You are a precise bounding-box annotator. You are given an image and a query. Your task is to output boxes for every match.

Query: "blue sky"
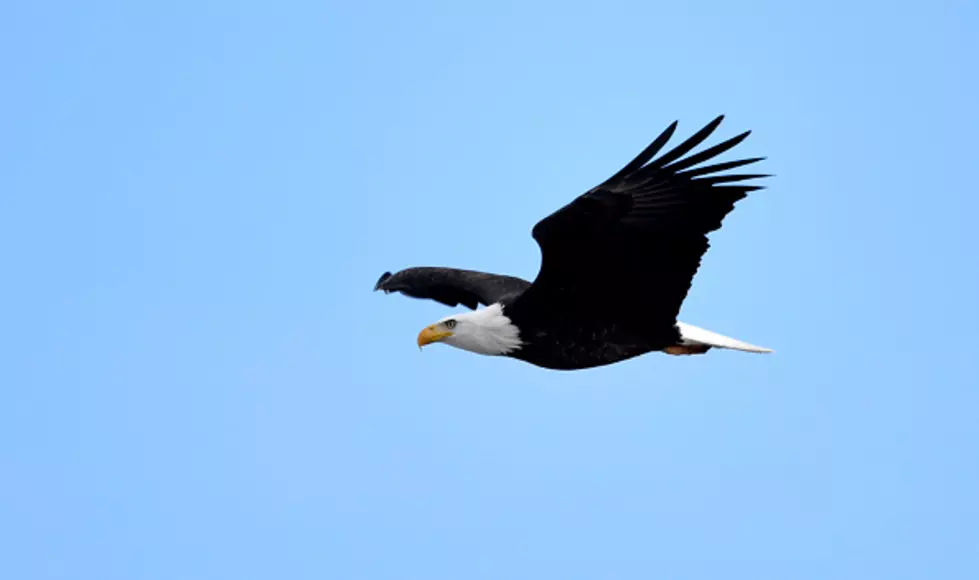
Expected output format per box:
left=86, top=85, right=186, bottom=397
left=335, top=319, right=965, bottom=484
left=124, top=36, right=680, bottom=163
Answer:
left=2, top=0, right=978, bottom=578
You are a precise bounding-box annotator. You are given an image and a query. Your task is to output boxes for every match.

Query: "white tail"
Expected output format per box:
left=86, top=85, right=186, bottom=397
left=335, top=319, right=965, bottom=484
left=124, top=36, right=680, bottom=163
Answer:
left=676, top=322, right=773, bottom=354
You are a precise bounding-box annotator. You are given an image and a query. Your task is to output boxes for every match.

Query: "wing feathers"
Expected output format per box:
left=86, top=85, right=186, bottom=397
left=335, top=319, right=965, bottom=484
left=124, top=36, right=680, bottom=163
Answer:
left=679, top=157, right=765, bottom=178
left=602, top=121, right=678, bottom=185
left=627, top=115, right=725, bottom=181
left=376, top=267, right=531, bottom=310
left=661, top=131, right=751, bottom=174
left=697, top=173, right=771, bottom=185
left=522, top=116, right=769, bottom=330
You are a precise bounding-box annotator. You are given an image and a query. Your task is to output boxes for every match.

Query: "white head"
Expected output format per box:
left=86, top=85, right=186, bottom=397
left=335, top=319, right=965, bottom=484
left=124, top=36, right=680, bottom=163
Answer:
left=416, top=303, right=522, bottom=356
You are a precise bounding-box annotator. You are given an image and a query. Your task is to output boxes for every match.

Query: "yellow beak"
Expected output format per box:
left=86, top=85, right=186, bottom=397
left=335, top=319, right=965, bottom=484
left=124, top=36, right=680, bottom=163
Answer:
left=417, top=325, right=453, bottom=348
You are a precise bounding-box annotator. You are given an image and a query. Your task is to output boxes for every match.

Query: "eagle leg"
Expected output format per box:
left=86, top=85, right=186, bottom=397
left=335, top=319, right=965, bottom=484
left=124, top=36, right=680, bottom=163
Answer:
left=664, top=345, right=712, bottom=356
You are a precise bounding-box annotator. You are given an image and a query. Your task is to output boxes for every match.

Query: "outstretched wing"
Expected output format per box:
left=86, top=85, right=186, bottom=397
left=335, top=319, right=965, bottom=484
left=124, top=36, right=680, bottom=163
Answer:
left=374, top=267, right=531, bottom=310
left=516, top=115, right=768, bottom=331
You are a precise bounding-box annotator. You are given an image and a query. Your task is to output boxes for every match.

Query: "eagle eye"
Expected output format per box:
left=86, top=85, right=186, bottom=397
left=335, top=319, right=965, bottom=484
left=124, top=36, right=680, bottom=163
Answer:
left=444, top=319, right=457, bottom=329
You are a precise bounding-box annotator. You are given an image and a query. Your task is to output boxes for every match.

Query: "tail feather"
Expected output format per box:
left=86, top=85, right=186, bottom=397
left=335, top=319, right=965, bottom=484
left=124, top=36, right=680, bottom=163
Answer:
left=676, top=322, right=773, bottom=354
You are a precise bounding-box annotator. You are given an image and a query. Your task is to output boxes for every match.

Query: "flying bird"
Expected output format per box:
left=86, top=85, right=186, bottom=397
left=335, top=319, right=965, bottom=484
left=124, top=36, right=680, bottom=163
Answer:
left=375, top=116, right=772, bottom=370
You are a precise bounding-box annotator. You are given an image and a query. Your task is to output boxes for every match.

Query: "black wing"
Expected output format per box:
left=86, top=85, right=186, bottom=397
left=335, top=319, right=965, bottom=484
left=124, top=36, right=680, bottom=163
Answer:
left=374, top=267, right=531, bottom=310
left=515, top=115, right=768, bottom=331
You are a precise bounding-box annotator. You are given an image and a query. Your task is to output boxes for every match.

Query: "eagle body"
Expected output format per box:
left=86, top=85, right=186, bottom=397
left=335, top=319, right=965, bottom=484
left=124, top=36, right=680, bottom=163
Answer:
left=505, top=313, right=680, bottom=371
left=375, top=116, right=773, bottom=370
left=375, top=267, right=684, bottom=370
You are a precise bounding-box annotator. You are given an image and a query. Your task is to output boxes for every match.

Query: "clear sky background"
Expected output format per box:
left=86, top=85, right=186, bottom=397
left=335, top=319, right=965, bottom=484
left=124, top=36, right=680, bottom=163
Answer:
left=3, top=0, right=978, bottom=578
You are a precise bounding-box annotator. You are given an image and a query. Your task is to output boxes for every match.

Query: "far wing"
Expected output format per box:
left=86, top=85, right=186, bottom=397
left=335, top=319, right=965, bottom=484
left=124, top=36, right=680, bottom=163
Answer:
left=374, top=267, right=531, bottom=310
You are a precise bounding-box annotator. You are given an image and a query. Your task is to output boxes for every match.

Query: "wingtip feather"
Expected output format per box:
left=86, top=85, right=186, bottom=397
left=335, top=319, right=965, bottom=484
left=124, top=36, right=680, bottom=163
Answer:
left=374, top=271, right=393, bottom=291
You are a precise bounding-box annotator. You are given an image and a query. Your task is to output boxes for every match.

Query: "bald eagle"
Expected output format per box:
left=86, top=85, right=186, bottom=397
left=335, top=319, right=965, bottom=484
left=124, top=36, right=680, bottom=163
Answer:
left=375, top=116, right=772, bottom=370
